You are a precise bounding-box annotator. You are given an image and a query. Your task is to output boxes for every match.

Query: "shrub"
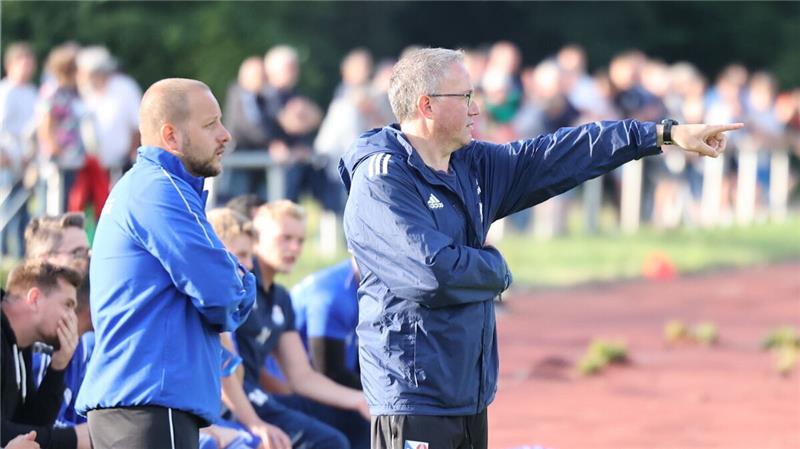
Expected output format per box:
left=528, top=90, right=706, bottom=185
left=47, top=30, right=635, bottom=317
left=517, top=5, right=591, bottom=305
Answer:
left=664, top=319, right=689, bottom=343
left=761, top=326, right=800, bottom=351
left=577, top=339, right=628, bottom=376
left=692, top=322, right=719, bottom=346
left=762, top=326, right=800, bottom=376
left=775, top=346, right=799, bottom=377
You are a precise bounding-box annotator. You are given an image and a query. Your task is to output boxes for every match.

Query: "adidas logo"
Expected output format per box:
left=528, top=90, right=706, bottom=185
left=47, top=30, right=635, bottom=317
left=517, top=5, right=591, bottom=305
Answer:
left=427, top=193, right=444, bottom=209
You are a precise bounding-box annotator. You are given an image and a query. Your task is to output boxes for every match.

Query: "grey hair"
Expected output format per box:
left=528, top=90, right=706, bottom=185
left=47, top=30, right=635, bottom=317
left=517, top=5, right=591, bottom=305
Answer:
left=264, top=45, right=299, bottom=71
left=388, top=48, right=465, bottom=123
left=76, top=46, right=117, bottom=74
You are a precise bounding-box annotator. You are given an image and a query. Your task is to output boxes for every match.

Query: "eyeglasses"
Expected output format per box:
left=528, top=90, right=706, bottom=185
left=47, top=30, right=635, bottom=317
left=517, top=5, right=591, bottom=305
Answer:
left=428, top=91, right=473, bottom=108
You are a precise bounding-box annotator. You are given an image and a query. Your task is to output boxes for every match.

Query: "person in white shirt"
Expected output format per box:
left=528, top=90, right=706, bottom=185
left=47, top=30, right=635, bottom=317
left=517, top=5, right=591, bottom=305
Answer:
left=0, top=42, right=38, bottom=258
left=75, top=46, right=141, bottom=182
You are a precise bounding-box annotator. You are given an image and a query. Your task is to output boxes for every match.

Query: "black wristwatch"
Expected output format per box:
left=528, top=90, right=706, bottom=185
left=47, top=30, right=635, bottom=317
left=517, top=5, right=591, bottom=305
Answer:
left=661, top=119, right=679, bottom=146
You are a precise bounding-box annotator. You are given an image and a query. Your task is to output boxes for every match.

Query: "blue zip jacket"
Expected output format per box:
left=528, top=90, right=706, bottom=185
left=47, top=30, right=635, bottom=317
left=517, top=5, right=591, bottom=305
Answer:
left=75, top=146, right=256, bottom=424
left=339, top=120, right=660, bottom=416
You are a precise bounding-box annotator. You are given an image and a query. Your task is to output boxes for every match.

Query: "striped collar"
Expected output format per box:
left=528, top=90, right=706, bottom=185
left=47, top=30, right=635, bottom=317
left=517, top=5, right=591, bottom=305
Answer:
left=136, top=146, right=205, bottom=195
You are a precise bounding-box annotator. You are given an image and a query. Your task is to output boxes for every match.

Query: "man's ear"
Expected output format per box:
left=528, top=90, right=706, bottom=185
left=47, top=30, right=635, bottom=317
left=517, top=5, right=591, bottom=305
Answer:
left=25, top=287, right=41, bottom=310
left=161, top=123, right=182, bottom=155
left=418, top=95, right=435, bottom=120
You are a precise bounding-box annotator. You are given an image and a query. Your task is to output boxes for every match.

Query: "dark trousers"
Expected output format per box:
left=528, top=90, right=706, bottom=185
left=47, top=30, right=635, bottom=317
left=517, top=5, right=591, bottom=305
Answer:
left=240, top=384, right=368, bottom=449
left=276, top=394, right=369, bottom=449
left=88, top=406, right=202, bottom=449
left=371, top=411, right=488, bottom=449
left=218, top=168, right=267, bottom=204
left=284, top=162, right=344, bottom=213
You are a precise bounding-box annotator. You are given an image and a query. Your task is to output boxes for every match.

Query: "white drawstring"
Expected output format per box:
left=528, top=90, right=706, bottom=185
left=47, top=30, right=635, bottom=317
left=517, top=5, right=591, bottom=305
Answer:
left=21, top=348, right=27, bottom=402
left=13, top=344, right=21, bottom=392
left=168, top=408, right=176, bottom=449
left=12, top=344, right=27, bottom=403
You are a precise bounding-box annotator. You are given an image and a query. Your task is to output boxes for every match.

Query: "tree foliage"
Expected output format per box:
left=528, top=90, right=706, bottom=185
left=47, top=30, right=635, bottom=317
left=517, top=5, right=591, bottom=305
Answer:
left=3, top=1, right=798, bottom=106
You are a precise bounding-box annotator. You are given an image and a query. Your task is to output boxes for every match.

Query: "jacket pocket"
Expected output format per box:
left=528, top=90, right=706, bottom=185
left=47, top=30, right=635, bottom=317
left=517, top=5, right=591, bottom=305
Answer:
left=413, top=306, right=479, bottom=409
left=379, top=312, right=418, bottom=388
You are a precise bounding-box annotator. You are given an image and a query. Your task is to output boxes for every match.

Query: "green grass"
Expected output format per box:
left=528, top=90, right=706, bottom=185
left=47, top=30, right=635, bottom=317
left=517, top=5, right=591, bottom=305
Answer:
left=282, top=214, right=800, bottom=289
left=3, top=213, right=799, bottom=290
left=494, top=216, right=800, bottom=287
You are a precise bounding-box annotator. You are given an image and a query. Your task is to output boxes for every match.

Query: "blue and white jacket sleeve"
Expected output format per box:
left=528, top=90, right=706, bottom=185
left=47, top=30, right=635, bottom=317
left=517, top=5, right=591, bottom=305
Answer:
left=346, top=158, right=510, bottom=309
left=130, top=177, right=256, bottom=332
left=477, top=119, right=661, bottom=221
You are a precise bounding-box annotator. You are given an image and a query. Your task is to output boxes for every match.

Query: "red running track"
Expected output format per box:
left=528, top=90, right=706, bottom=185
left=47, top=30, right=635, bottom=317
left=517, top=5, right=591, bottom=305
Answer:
left=488, top=262, right=800, bottom=449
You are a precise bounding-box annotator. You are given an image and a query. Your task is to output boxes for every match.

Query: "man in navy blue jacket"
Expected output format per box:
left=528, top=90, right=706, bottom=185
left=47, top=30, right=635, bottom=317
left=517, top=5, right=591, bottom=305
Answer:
left=76, top=78, right=257, bottom=449
left=339, top=48, right=743, bottom=449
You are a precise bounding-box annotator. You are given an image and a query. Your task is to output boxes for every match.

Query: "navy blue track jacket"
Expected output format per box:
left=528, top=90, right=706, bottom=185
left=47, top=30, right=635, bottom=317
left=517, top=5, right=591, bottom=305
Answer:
left=339, top=120, right=660, bottom=416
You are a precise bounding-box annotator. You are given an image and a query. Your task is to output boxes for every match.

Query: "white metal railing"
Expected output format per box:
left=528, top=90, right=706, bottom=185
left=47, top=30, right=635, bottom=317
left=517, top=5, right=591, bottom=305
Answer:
left=204, top=151, right=286, bottom=207
left=5, top=146, right=794, bottom=246
left=204, top=150, right=340, bottom=256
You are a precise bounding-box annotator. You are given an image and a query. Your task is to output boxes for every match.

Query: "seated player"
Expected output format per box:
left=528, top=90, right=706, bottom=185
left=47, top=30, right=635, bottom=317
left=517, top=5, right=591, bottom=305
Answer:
left=291, top=259, right=361, bottom=389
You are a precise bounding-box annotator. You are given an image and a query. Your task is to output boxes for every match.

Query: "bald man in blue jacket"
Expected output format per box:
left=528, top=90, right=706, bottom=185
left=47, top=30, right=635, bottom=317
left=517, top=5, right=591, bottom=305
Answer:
left=77, top=78, right=256, bottom=449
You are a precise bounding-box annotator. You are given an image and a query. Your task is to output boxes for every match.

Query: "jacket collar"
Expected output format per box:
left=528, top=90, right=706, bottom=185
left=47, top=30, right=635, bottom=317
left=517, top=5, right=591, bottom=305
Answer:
left=136, top=146, right=206, bottom=196
left=390, top=126, right=486, bottom=244
left=383, top=125, right=477, bottom=191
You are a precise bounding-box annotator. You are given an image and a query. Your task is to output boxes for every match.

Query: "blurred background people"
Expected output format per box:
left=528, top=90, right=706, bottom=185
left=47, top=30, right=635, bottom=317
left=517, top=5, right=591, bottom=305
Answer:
left=36, top=44, right=88, bottom=215
left=0, top=42, right=38, bottom=258
left=221, top=56, right=275, bottom=203
left=75, top=45, right=141, bottom=181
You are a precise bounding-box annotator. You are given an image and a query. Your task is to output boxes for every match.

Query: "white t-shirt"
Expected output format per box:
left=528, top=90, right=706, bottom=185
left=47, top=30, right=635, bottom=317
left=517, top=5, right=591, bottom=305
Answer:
left=83, top=74, right=141, bottom=169
left=0, top=78, right=38, bottom=171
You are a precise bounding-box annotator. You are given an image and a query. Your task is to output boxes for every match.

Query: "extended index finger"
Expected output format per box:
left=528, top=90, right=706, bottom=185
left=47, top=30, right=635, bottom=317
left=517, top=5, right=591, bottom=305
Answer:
left=711, top=123, right=745, bottom=133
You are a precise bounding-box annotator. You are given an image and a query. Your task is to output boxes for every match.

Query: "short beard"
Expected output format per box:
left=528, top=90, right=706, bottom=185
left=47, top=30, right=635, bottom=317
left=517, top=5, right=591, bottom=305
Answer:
left=182, top=134, right=221, bottom=178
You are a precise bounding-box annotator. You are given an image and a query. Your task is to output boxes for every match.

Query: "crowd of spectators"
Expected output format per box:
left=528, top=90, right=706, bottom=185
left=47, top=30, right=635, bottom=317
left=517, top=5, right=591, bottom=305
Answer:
left=1, top=39, right=799, bottom=449
left=191, top=41, right=797, bottom=238
left=2, top=40, right=800, bottom=253
left=460, top=42, right=799, bottom=234
left=1, top=42, right=140, bottom=258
